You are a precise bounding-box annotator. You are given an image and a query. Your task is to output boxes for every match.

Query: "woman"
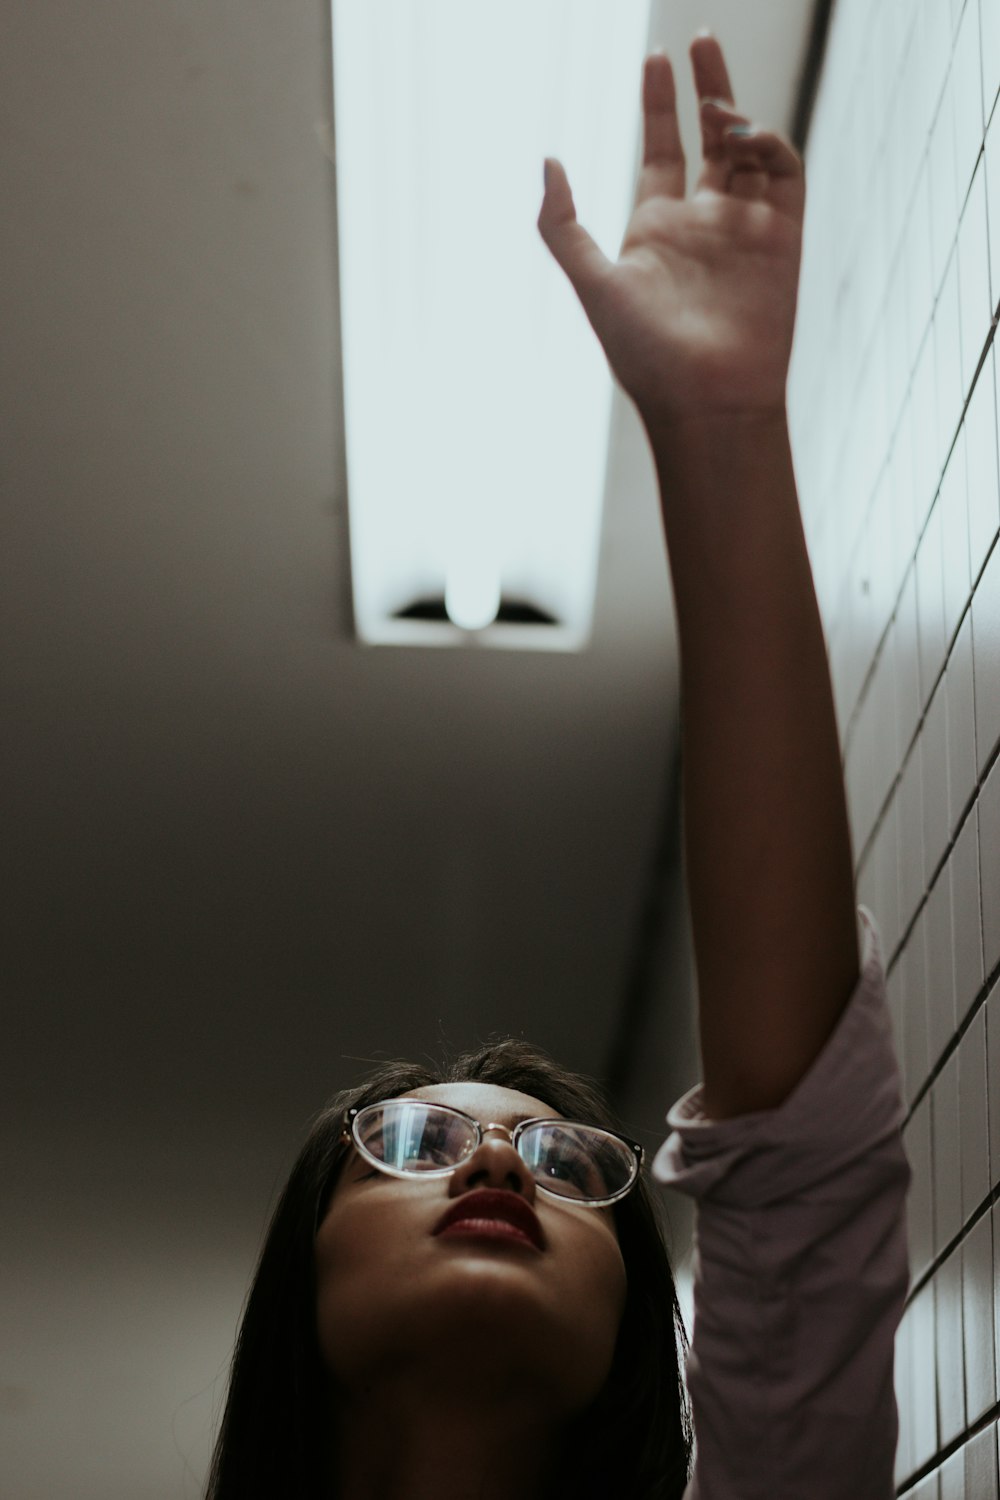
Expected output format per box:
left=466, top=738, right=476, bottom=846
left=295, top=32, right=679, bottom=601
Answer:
left=207, top=33, right=910, bottom=1500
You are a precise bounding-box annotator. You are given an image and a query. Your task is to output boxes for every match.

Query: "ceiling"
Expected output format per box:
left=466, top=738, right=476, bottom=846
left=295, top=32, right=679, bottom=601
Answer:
left=2, top=3, right=817, bottom=1494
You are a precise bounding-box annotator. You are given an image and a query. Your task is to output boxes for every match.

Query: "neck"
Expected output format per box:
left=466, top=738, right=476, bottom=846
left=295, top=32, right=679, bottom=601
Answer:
left=329, top=1374, right=564, bottom=1500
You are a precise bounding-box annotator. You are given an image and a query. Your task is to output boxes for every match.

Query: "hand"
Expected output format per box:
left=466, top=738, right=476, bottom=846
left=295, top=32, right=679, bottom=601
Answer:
left=537, top=34, right=805, bottom=430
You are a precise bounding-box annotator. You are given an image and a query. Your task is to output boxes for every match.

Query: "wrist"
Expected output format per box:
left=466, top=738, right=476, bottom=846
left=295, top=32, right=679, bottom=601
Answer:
left=641, top=405, right=793, bottom=502
left=640, top=401, right=790, bottom=446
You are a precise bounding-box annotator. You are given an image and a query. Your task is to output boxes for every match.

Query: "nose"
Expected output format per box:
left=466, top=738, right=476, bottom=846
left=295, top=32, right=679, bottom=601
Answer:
left=447, top=1123, right=537, bottom=1201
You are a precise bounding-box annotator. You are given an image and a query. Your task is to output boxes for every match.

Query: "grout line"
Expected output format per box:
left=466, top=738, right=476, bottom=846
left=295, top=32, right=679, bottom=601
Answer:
left=902, top=1140, right=997, bottom=1309
left=839, top=301, right=999, bottom=766
left=895, top=1397, right=1000, bottom=1494
left=899, top=844, right=1000, bottom=1127
left=846, top=315, right=1000, bottom=873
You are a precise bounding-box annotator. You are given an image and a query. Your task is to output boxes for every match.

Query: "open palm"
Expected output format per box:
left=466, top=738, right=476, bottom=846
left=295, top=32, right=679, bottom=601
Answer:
left=538, top=35, right=806, bottom=428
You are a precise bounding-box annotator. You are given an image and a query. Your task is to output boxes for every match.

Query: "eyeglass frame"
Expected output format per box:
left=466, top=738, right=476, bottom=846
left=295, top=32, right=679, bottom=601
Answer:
left=339, top=1097, right=645, bottom=1208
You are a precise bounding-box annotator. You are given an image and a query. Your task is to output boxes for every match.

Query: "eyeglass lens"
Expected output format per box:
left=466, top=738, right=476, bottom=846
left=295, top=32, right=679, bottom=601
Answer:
left=354, top=1101, right=635, bottom=1201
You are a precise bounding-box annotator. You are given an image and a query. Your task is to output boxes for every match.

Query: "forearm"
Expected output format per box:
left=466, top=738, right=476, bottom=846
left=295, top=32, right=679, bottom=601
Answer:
left=645, top=408, right=859, bottom=1118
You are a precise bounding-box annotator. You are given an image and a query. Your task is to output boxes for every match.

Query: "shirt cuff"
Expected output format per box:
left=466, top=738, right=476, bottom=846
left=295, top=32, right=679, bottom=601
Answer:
left=651, top=906, right=907, bottom=1208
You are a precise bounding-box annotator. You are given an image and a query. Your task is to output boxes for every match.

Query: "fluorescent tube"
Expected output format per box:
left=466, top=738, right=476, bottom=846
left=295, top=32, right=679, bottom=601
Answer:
left=331, top=0, right=652, bottom=648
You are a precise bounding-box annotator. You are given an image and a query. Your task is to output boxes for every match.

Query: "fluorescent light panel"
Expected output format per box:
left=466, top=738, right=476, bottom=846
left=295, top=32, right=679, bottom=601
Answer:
left=331, top=0, right=652, bottom=649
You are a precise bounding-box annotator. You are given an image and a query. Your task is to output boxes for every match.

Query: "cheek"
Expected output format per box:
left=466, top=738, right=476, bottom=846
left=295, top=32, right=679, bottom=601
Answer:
left=588, top=1233, right=628, bottom=1345
left=564, top=1208, right=627, bottom=1303
left=548, top=1218, right=628, bottom=1394
left=314, top=1198, right=405, bottom=1376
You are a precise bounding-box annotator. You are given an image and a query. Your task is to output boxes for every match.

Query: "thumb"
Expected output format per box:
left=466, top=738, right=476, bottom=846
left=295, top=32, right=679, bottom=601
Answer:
left=537, top=158, right=613, bottom=307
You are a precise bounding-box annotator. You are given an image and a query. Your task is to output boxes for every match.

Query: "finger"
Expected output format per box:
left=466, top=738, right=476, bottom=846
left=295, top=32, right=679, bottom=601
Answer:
left=696, top=98, right=762, bottom=197
left=697, top=95, right=749, bottom=193
left=690, top=33, right=737, bottom=193
left=697, top=98, right=806, bottom=215
left=727, top=167, right=770, bottom=202
left=690, top=31, right=736, bottom=106
left=636, top=51, right=685, bottom=205
left=537, top=157, right=614, bottom=307
left=727, top=168, right=770, bottom=202
left=723, top=126, right=806, bottom=218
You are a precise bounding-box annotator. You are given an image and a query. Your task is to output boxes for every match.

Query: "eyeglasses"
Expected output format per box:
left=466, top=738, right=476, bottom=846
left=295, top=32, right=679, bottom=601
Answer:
left=341, top=1098, right=643, bottom=1207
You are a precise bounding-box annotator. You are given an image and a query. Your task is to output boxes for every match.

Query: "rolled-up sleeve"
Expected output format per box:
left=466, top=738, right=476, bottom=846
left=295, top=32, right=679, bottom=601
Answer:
left=653, top=906, right=911, bottom=1500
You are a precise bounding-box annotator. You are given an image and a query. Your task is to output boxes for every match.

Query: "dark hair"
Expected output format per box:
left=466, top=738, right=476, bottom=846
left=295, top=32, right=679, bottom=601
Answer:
left=205, top=1038, right=694, bottom=1499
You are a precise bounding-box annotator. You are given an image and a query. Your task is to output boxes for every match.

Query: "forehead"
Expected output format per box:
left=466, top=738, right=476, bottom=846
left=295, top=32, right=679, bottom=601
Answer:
left=400, top=1081, right=561, bottom=1125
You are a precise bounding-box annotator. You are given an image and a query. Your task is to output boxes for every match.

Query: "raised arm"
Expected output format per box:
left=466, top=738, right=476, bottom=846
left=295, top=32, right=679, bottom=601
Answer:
left=538, top=36, right=859, bottom=1118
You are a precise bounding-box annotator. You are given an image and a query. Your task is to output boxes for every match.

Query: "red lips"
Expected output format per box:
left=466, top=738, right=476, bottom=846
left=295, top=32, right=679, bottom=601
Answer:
left=433, top=1189, right=546, bottom=1250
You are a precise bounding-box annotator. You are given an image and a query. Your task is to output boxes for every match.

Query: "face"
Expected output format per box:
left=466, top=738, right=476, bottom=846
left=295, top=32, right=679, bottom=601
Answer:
left=315, top=1082, right=628, bottom=1419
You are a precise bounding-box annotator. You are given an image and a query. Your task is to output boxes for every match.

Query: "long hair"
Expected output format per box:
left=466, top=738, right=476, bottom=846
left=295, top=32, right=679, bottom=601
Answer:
left=205, top=1039, right=694, bottom=1499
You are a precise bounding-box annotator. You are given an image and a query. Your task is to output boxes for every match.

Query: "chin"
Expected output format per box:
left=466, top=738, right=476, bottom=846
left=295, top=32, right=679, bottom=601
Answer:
left=325, top=1284, right=617, bottom=1418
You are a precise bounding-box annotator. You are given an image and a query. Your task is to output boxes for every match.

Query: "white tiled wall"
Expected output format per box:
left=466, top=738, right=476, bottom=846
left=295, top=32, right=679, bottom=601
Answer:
left=787, top=0, right=1000, bottom=1491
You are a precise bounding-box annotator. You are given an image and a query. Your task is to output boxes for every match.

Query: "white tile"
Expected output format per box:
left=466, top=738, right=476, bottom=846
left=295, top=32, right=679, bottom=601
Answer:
left=948, top=609, right=979, bottom=830
left=963, top=1210, right=997, bottom=1419
left=934, top=1045, right=963, bottom=1248
left=922, top=676, right=953, bottom=879
left=924, top=0, right=952, bottom=109
left=913, top=324, right=942, bottom=531
left=957, top=156, right=992, bottom=396
left=941, top=1440, right=965, bottom=1500
left=905, top=164, right=935, bottom=379
left=928, top=859, right=959, bottom=1065
left=939, top=1446, right=964, bottom=1500
left=935, top=1250, right=966, bottom=1444
left=886, top=257, right=910, bottom=440
left=935, top=250, right=965, bottom=466
left=877, top=641, right=900, bottom=813
left=898, top=0, right=921, bottom=70
left=918, top=497, right=948, bottom=704
left=901, top=7, right=931, bottom=157
left=904, top=909, right=931, bottom=1098
left=988, top=105, right=1000, bottom=312
left=905, top=0, right=929, bottom=130
left=866, top=335, right=891, bottom=505
left=972, top=533, right=1000, bottom=773
left=856, top=500, right=878, bottom=659
left=966, top=348, right=1000, bottom=584
left=910, top=1276, right=939, bottom=1470
left=989, top=982, right=1000, bottom=1184
left=886, top=0, right=910, bottom=102
left=953, top=0, right=986, bottom=194
left=981, top=761, right=1000, bottom=975
left=941, top=430, right=972, bottom=646
left=900, top=744, right=928, bottom=926
left=908, top=1091, right=936, bottom=1277
left=875, top=793, right=902, bottom=959
left=833, top=626, right=853, bottom=753
left=930, top=71, right=962, bottom=293
left=858, top=838, right=877, bottom=923
left=983, top=0, right=1000, bottom=127
left=856, top=243, right=883, bottom=384
left=848, top=744, right=868, bottom=876
left=890, top=789, right=905, bottom=953
left=894, top=399, right=920, bottom=577
left=960, top=1004, right=990, bottom=1214
left=845, top=565, right=870, bottom=733
left=895, top=1303, right=913, bottom=1487
left=888, top=960, right=906, bottom=1074
left=871, top=467, right=898, bottom=646
left=995, top=1201, right=1000, bottom=1395
left=885, top=93, right=909, bottom=280
left=965, top=1419, right=999, bottom=1500
left=895, top=567, right=923, bottom=757
left=953, top=806, right=986, bottom=1019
